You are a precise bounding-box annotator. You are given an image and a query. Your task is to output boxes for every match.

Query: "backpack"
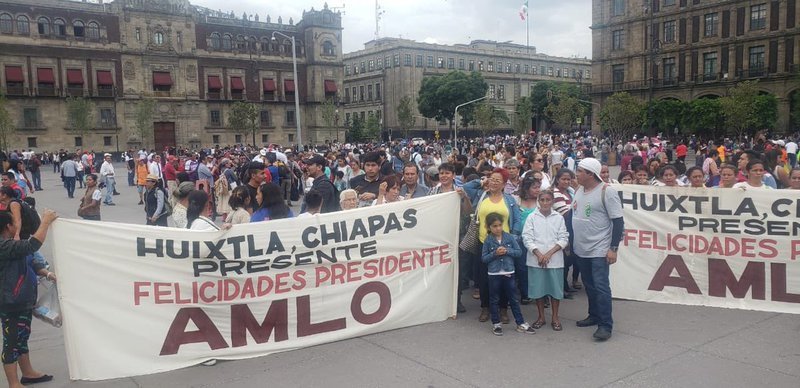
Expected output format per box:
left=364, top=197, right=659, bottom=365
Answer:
left=0, top=254, right=38, bottom=308
left=6, top=199, right=41, bottom=240
left=159, top=188, right=173, bottom=217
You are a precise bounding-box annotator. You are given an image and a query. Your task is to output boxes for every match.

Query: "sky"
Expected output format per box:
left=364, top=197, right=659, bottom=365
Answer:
left=190, top=0, right=593, bottom=59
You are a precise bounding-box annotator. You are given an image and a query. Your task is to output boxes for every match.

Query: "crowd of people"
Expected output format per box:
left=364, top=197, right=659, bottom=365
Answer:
left=1, top=128, right=799, bottom=384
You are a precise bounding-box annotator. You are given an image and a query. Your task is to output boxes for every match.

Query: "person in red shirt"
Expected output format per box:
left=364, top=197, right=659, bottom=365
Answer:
left=164, top=156, right=179, bottom=202
left=675, top=141, right=688, bottom=163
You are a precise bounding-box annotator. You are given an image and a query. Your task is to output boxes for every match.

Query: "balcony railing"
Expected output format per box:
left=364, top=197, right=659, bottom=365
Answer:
left=65, top=87, right=85, bottom=97
left=36, top=86, right=58, bottom=96
left=4, top=85, right=27, bottom=96
left=263, top=92, right=276, bottom=101
left=231, top=91, right=244, bottom=100
left=738, top=68, right=766, bottom=78
left=207, top=91, right=222, bottom=100
left=94, top=88, right=116, bottom=98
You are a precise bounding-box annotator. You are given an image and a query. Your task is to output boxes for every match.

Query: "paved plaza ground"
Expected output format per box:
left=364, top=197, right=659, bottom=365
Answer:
left=24, top=164, right=800, bottom=387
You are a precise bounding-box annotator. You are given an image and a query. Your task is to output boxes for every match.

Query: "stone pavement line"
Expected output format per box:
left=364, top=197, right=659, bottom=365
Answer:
left=600, top=312, right=789, bottom=387
left=127, top=376, right=143, bottom=388
left=357, top=336, right=481, bottom=388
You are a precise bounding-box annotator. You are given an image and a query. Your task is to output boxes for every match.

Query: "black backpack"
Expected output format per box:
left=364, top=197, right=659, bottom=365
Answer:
left=6, top=199, right=41, bottom=239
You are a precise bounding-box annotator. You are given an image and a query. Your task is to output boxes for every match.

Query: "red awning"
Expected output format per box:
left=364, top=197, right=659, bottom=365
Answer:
left=207, top=75, right=222, bottom=89
left=152, top=72, right=173, bottom=86
left=96, top=70, right=113, bottom=86
left=230, top=76, right=244, bottom=90
left=324, top=80, right=337, bottom=93
left=37, top=68, right=55, bottom=84
left=4, top=66, right=24, bottom=82
left=284, top=79, right=295, bottom=92
left=66, top=69, right=84, bottom=84
left=262, top=78, right=276, bottom=92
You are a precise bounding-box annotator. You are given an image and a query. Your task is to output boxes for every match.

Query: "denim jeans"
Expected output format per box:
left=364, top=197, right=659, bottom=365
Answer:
left=514, top=253, right=528, bottom=298
left=488, top=274, right=525, bottom=325
left=76, top=171, right=84, bottom=188
left=577, top=256, right=613, bottom=331
left=64, top=176, right=76, bottom=198
left=31, top=171, right=41, bottom=190
left=104, top=177, right=116, bottom=204
left=128, top=169, right=135, bottom=186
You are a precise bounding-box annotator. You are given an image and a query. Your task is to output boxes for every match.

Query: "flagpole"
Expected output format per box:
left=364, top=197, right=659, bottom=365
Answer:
left=526, top=10, right=529, bottom=55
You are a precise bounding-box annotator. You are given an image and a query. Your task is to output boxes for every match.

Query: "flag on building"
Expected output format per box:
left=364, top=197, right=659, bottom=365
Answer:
left=519, top=1, right=528, bottom=21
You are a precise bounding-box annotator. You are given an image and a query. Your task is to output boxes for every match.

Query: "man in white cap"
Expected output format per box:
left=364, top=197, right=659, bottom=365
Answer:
left=99, top=153, right=116, bottom=206
left=571, top=157, right=624, bottom=341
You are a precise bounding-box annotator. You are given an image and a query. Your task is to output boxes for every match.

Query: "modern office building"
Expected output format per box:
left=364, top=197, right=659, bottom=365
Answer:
left=342, top=38, right=592, bottom=137
left=0, top=0, right=343, bottom=151
left=590, top=0, right=800, bottom=133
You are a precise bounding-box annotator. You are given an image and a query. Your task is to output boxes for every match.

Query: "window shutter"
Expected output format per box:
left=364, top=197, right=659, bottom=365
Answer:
left=692, top=16, right=700, bottom=43
left=679, top=18, right=687, bottom=44
left=721, top=45, right=730, bottom=75
left=652, top=0, right=660, bottom=13
left=789, top=0, right=797, bottom=29
left=769, top=40, right=779, bottom=73
left=735, top=45, right=744, bottom=75
left=786, top=38, right=795, bottom=71
left=736, top=7, right=745, bottom=36
left=722, top=10, right=730, bottom=38
left=770, top=1, right=780, bottom=31
left=690, top=51, right=698, bottom=81
left=678, top=52, right=686, bottom=81
left=680, top=0, right=687, bottom=7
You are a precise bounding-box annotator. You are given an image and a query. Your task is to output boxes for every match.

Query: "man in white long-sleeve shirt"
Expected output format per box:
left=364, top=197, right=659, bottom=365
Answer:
left=99, top=153, right=116, bottom=206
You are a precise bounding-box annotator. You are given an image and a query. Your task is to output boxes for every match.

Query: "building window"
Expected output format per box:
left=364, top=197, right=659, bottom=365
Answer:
left=749, top=45, right=765, bottom=70
left=459, top=59, right=465, bottom=70
left=100, top=108, right=114, bottom=127
left=16, top=15, right=29, bottom=35
left=416, top=55, right=423, bottom=67
left=73, top=20, right=84, bottom=37
left=210, top=32, right=220, bottom=49
left=556, top=68, right=561, bottom=77
left=547, top=67, right=553, bottom=76
left=375, top=83, right=381, bottom=100
left=351, top=87, right=356, bottom=102
left=437, top=57, right=444, bottom=68
left=497, top=63, right=503, bottom=73
left=212, top=135, right=220, bottom=144
left=663, top=20, right=676, bottom=43
left=359, top=85, right=365, bottom=101
left=260, top=110, right=271, bottom=127
left=498, top=85, right=505, bottom=100
left=345, top=113, right=351, bottom=125
left=703, top=52, right=717, bottom=79
left=261, top=134, right=269, bottom=144
left=235, top=134, right=242, bottom=143
left=524, top=64, right=530, bottom=73
left=704, top=13, right=718, bottom=37
left=612, top=65, right=625, bottom=85
left=368, top=59, right=374, bottom=72
left=86, top=22, right=99, bottom=40
left=288, top=134, right=295, bottom=142
left=405, top=54, right=412, bottom=66
left=367, top=84, right=373, bottom=101
left=469, top=60, right=475, bottom=71
left=27, top=137, right=37, bottom=148
left=488, top=61, right=494, bottom=72
left=152, top=72, right=172, bottom=92
left=286, top=110, right=296, bottom=125
left=384, top=56, right=391, bottom=68
left=360, top=61, right=366, bottom=72
left=447, top=58, right=454, bottom=69
left=154, top=31, right=164, bottom=45
left=506, top=63, right=512, bottom=72
left=0, top=14, right=12, bottom=34
left=750, top=4, right=767, bottom=30
left=393, top=54, right=400, bottom=66
left=103, top=136, right=112, bottom=146
left=344, top=65, right=350, bottom=76
left=74, top=137, right=82, bottom=147
left=345, top=87, right=350, bottom=103
left=515, top=64, right=521, bottom=73
left=532, top=65, right=538, bottom=75
left=209, top=110, right=221, bottom=126
left=135, top=27, right=141, bottom=42
left=322, top=41, right=335, bottom=56
left=612, top=29, right=624, bottom=50
left=37, top=17, right=49, bottom=36
left=612, top=0, right=625, bottom=16
left=222, top=34, right=232, bottom=49
left=377, top=58, right=383, bottom=69
left=664, top=0, right=676, bottom=5
left=427, top=56, right=434, bottom=67
left=540, top=65, right=546, bottom=75
left=663, top=57, right=676, bottom=81
left=53, top=18, right=66, bottom=37
left=23, top=108, right=38, bottom=128
left=478, top=61, right=484, bottom=71
left=585, top=70, right=591, bottom=79
left=488, top=84, right=496, bottom=99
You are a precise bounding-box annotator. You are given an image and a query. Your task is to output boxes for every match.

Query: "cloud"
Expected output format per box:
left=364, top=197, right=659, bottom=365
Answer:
left=189, top=0, right=592, bottom=58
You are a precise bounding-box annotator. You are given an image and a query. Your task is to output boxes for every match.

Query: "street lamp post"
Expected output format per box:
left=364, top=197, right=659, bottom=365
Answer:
left=272, top=31, right=302, bottom=147
left=454, top=96, right=487, bottom=147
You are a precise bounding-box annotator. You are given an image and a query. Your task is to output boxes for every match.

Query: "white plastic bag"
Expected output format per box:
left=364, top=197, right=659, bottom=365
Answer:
left=33, top=278, right=61, bottom=327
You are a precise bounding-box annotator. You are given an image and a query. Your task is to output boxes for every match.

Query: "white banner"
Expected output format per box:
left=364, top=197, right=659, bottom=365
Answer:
left=52, top=193, right=460, bottom=381
left=612, top=185, right=800, bottom=314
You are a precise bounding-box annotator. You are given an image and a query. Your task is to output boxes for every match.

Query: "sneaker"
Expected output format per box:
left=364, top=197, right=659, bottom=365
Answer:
left=521, top=297, right=534, bottom=305
left=138, top=200, right=144, bottom=205
left=492, top=324, right=503, bottom=336
left=201, top=359, right=217, bottom=366
left=516, top=323, right=536, bottom=334
left=593, top=327, right=612, bottom=341
left=105, top=202, right=116, bottom=206
left=576, top=317, right=599, bottom=327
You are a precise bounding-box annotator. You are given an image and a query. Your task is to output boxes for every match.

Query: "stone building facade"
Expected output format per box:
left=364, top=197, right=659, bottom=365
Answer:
left=590, top=0, right=800, bottom=133
left=342, top=38, right=592, bottom=138
left=0, top=0, right=343, bottom=152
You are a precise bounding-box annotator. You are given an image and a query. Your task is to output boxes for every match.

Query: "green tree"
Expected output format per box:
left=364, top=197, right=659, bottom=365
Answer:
left=599, top=92, right=645, bottom=144
left=685, top=98, right=722, bottom=136
left=134, top=98, right=156, bottom=147
left=364, top=114, right=381, bottom=141
left=514, top=96, right=533, bottom=134
left=397, top=96, right=416, bottom=138
left=530, top=81, right=587, bottom=132
left=474, top=103, right=510, bottom=136
left=417, top=71, right=488, bottom=127
left=321, top=98, right=336, bottom=127
left=648, top=99, right=689, bottom=134
left=752, top=93, right=778, bottom=131
left=0, top=94, right=13, bottom=153
left=227, top=101, right=260, bottom=146
left=719, top=80, right=774, bottom=139
left=546, top=89, right=586, bottom=131
left=347, top=114, right=364, bottom=142
left=66, top=96, right=94, bottom=147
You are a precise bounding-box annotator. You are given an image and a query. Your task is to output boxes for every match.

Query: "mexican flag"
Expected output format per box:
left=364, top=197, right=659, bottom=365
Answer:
left=519, top=1, right=528, bottom=20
